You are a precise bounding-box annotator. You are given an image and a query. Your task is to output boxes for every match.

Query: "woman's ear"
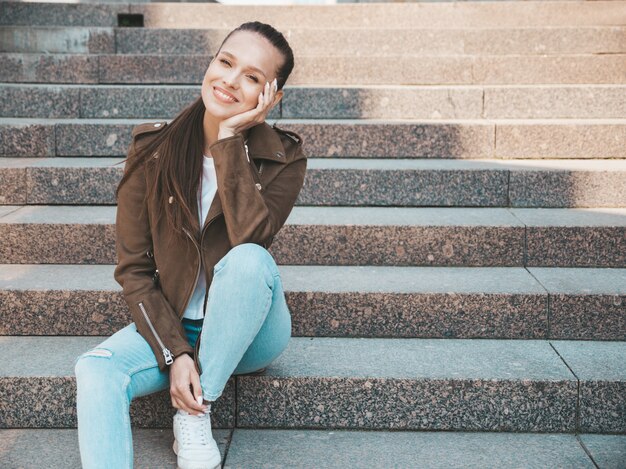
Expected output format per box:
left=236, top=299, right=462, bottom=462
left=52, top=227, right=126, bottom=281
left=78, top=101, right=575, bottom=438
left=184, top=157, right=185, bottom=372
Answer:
left=273, top=90, right=284, bottom=107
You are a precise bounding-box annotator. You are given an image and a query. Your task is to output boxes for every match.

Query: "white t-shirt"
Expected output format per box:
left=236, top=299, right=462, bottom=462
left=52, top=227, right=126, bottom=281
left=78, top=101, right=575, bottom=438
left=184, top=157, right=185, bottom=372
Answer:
left=182, top=155, right=218, bottom=320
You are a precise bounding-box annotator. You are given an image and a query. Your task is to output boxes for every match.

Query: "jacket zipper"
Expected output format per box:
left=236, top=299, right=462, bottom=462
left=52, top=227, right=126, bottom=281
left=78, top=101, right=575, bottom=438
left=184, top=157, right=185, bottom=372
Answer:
left=138, top=301, right=174, bottom=365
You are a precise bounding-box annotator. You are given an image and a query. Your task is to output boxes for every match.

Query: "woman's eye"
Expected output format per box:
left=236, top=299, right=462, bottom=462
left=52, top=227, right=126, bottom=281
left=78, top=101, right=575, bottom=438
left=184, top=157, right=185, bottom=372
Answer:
left=248, top=75, right=259, bottom=83
left=220, top=59, right=230, bottom=66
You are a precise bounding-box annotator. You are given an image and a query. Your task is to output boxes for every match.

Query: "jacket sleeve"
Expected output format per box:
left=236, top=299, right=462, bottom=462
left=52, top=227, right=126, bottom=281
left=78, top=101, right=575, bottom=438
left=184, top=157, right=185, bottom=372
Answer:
left=113, top=136, right=194, bottom=372
left=208, top=132, right=307, bottom=248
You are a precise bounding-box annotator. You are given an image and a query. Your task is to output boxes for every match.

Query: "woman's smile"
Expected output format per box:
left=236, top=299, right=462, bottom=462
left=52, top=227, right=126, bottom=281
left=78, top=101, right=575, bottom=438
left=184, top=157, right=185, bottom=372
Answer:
left=213, top=86, right=239, bottom=104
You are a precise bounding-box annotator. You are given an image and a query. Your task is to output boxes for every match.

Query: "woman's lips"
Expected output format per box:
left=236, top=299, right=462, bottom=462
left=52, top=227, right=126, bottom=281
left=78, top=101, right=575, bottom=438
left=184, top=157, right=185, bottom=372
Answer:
left=213, top=87, right=238, bottom=104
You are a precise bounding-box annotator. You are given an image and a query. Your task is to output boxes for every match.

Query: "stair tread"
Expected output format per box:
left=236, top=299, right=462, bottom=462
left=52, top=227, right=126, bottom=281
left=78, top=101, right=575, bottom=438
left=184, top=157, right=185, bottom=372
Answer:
left=2, top=205, right=625, bottom=226
left=0, top=263, right=624, bottom=296
left=2, top=428, right=623, bottom=469
left=2, top=334, right=625, bottom=382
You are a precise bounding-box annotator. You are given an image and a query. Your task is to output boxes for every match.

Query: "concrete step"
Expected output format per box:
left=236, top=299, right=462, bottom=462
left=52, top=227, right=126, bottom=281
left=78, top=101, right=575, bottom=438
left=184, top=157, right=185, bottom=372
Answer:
left=4, top=1, right=623, bottom=28
left=3, top=52, right=625, bottom=85
left=1, top=336, right=624, bottom=432
left=1, top=157, right=625, bottom=208
left=2, top=429, right=624, bottom=469
left=3, top=25, right=624, bottom=56
left=0, top=428, right=229, bottom=469
left=2, top=84, right=626, bottom=120
left=1, top=206, right=624, bottom=267
left=1, top=118, right=625, bottom=159
left=0, top=264, right=624, bottom=340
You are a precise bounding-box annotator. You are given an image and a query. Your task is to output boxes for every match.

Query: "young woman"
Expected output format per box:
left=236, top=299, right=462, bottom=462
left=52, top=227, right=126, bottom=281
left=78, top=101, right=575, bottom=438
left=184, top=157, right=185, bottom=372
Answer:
left=74, top=21, right=306, bottom=469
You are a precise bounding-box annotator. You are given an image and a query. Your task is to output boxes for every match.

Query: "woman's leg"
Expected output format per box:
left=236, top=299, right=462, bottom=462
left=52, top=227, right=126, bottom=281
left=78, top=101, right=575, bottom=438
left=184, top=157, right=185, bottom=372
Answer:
left=73, top=321, right=196, bottom=469
left=197, top=243, right=292, bottom=401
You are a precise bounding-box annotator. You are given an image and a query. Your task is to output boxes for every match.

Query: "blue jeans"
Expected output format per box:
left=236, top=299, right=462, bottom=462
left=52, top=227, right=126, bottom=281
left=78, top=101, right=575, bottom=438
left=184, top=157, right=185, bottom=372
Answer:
left=73, top=243, right=292, bottom=469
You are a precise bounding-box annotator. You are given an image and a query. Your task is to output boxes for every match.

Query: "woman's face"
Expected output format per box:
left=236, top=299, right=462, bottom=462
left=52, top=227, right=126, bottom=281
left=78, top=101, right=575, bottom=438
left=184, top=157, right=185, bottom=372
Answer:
left=201, top=30, right=284, bottom=121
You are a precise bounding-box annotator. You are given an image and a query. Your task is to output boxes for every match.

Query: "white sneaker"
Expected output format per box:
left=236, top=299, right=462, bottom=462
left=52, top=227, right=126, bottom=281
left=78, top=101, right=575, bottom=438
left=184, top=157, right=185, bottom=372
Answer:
left=173, top=407, right=221, bottom=469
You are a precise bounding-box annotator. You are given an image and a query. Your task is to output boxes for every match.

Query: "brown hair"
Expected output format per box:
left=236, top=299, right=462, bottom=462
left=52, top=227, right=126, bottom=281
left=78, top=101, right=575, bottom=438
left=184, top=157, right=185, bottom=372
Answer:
left=115, top=21, right=295, bottom=237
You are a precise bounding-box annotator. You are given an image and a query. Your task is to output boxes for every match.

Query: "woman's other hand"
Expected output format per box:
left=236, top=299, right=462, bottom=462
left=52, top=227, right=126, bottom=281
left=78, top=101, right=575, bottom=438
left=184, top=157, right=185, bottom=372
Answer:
left=217, top=78, right=279, bottom=140
left=169, top=353, right=208, bottom=415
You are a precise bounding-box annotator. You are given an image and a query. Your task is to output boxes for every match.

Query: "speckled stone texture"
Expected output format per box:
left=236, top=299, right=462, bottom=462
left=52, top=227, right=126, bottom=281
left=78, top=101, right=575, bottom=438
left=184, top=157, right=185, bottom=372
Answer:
left=287, top=291, right=547, bottom=339
left=98, top=55, right=210, bottom=84
left=130, top=2, right=626, bottom=29
left=237, top=338, right=577, bottom=432
left=0, top=428, right=231, bottom=469
left=281, top=86, right=484, bottom=120
left=509, top=167, right=626, bottom=208
left=0, top=123, right=55, bottom=156
left=81, top=86, right=198, bottom=119
left=0, top=377, right=235, bottom=429
left=0, top=207, right=526, bottom=266
left=0, top=264, right=546, bottom=339
left=0, top=336, right=236, bottom=428
left=299, top=161, right=509, bottom=206
left=116, top=27, right=625, bottom=57
left=0, top=85, right=80, bottom=118
left=56, top=123, right=133, bottom=156
left=529, top=268, right=626, bottom=340
left=0, top=2, right=127, bottom=27
left=496, top=122, right=626, bottom=159
left=79, top=86, right=280, bottom=120
left=512, top=208, right=626, bottom=267
left=0, top=53, right=98, bottom=83
left=225, top=430, right=595, bottom=469
left=484, top=85, right=626, bottom=119
left=0, top=27, right=114, bottom=54
left=273, top=225, right=524, bottom=266
left=551, top=341, right=626, bottom=434
left=0, top=163, right=26, bottom=204
left=116, top=28, right=226, bottom=55
left=275, top=121, right=493, bottom=158
left=579, top=434, right=626, bottom=469
left=25, top=158, right=122, bottom=204
left=526, top=227, right=626, bottom=267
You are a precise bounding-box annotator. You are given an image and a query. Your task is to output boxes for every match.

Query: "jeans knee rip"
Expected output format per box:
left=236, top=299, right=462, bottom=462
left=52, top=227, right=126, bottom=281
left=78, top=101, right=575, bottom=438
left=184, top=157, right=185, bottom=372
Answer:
left=83, top=348, right=113, bottom=358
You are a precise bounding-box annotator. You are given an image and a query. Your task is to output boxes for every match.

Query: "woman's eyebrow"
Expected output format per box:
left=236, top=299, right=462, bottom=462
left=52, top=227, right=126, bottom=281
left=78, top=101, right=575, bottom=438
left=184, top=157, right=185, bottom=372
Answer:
left=219, top=51, right=267, bottom=78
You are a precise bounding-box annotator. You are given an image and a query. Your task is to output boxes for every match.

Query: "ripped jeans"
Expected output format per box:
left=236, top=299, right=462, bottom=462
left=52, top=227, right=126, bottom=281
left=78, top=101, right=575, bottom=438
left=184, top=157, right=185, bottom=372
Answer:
left=73, top=243, right=292, bottom=469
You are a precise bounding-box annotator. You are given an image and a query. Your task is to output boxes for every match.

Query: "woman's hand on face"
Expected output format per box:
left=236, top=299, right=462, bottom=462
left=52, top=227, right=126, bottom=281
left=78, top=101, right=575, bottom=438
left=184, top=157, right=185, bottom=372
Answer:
left=169, top=353, right=209, bottom=416
left=217, top=78, right=279, bottom=140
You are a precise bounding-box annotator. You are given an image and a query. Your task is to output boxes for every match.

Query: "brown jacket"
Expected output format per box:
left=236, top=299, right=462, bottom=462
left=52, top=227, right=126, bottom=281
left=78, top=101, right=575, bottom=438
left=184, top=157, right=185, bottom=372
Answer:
left=114, top=120, right=307, bottom=373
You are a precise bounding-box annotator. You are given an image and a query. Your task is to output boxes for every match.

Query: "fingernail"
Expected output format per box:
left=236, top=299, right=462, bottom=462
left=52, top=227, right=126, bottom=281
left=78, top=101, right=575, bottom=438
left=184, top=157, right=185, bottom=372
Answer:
left=196, top=395, right=203, bottom=406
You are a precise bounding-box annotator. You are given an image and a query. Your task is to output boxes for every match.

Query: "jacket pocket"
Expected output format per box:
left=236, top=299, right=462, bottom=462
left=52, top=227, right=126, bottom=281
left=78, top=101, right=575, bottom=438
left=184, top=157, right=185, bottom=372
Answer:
left=138, top=301, right=174, bottom=365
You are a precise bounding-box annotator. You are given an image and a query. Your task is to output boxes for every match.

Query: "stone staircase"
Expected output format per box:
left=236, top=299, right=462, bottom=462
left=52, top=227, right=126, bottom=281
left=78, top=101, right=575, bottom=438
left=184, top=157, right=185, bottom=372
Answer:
left=1, top=1, right=625, bottom=467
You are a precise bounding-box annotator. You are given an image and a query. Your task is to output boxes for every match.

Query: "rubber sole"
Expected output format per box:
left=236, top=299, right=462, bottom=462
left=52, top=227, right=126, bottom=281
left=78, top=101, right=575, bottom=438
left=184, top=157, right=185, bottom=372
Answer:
left=173, top=439, right=221, bottom=469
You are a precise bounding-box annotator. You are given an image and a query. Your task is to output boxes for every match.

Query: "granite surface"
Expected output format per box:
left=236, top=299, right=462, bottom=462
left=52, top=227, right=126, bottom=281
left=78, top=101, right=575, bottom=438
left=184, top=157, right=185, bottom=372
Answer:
left=0, top=85, right=80, bottom=118
left=496, top=122, right=626, bottom=159
left=0, top=53, right=99, bottom=84
left=237, top=338, right=577, bottom=432
left=485, top=85, right=626, bottom=119
left=0, top=165, right=26, bottom=204
left=529, top=268, right=626, bottom=340
left=0, top=2, right=127, bottom=27
left=509, top=168, right=626, bottom=208
left=0, top=123, right=55, bottom=156
left=56, top=123, right=133, bottom=156
left=1, top=26, right=114, bottom=54
left=551, top=340, right=626, bottom=433
left=271, top=121, right=493, bottom=158
left=0, top=428, right=231, bottom=469
left=25, top=159, right=123, bottom=204
left=281, top=86, right=484, bottom=120
left=98, top=54, right=210, bottom=84
left=225, top=429, right=594, bottom=469
left=579, top=434, right=626, bottom=469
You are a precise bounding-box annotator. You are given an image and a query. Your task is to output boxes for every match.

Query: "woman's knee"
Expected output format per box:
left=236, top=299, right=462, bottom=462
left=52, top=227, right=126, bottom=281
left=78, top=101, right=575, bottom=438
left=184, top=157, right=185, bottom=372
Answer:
left=74, top=347, right=127, bottom=393
left=215, top=243, right=278, bottom=279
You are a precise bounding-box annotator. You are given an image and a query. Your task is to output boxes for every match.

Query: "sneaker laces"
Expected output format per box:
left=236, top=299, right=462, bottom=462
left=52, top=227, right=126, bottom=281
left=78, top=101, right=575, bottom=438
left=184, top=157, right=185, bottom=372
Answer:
left=178, top=410, right=212, bottom=447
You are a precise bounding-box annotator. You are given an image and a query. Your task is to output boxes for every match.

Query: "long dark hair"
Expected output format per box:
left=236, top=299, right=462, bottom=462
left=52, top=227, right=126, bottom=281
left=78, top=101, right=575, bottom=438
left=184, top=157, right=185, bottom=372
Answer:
left=115, top=21, right=295, bottom=237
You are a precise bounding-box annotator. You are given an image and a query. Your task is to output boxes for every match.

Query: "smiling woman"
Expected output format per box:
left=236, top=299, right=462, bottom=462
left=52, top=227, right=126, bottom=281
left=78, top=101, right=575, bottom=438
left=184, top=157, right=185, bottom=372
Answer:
left=73, top=21, right=306, bottom=469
